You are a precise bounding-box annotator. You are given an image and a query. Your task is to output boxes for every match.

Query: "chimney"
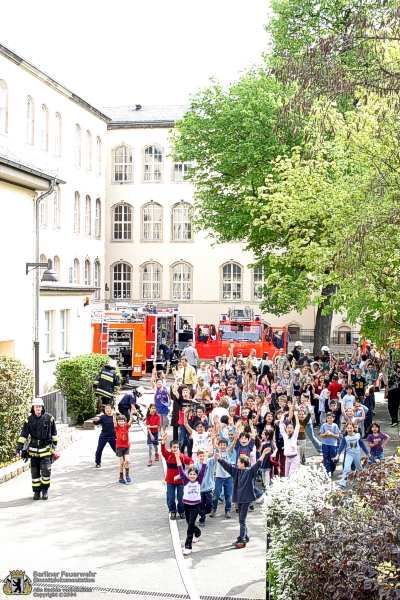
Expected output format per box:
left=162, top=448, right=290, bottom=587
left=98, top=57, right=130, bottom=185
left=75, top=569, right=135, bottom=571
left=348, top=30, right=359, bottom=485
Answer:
left=135, top=104, right=142, bottom=110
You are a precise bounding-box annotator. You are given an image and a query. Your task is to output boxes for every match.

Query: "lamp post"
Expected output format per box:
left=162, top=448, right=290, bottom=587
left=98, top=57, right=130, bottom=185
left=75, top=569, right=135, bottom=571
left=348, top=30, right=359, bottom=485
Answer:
left=26, top=258, right=58, bottom=396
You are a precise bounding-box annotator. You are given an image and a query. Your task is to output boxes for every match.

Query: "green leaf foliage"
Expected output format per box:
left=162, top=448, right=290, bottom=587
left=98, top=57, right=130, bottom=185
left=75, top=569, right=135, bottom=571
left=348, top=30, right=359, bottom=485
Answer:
left=54, top=354, right=120, bottom=422
left=0, top=355, right=34, bottom=462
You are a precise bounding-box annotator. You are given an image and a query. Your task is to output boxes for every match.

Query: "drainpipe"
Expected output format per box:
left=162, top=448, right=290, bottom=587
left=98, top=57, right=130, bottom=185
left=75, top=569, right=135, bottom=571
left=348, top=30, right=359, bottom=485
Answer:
left=34, top=179, right=56, bottom=397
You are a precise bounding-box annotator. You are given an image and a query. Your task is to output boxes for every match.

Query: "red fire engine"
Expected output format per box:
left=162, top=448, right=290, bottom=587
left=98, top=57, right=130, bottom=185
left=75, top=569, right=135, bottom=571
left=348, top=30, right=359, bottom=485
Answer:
left=195, top=306, right=287, bottom=361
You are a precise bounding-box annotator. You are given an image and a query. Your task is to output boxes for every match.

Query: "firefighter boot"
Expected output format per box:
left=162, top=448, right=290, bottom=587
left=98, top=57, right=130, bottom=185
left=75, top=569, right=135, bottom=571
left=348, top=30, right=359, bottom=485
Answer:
left=42, top=491, right=48, bottom=500
left=33, top=492, right=41, bottom=500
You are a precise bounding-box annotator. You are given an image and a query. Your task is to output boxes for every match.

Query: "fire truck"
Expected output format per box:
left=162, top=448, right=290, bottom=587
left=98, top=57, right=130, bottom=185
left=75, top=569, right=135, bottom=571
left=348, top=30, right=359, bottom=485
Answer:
left=195, top=306, right=287, bottom=361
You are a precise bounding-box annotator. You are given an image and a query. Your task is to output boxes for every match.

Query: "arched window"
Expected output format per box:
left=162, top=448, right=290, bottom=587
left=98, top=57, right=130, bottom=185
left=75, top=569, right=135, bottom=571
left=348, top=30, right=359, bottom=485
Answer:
left=75, top=124, right=81, bottom=166
left=172, top=263, right=192, bottom=301
left=113, top=203, right=132, bottom=241
left=114, top=145, right=132, bottom=182
left=53, top=256, right=60, bottom=280
left=84, top=259, right=91, bottom=285
left=53, top=186, right=60, bottom=228
left=26, top=96, right=34, bottom=144
left=54, top=112, right=62, bottom=157
left=172, top=202, right=192, bottom=241
left=73, top=192, right=80, bottom=233
left=84, top=195, right=91, bottom=235
left=142, top=203, right=162, bottom=241
left=142, top=263, right=161, bottom=300
left=113, top=263, right=131, bottom=299
left=173, top=162, right=192, bottom=182
left=40, top=104, right=48, bottom=151
left=93, top=260, right=100, bottom=301
left=40, top=254, right=47, bottom=264
left=253, top=267, right=265, bottom=302
left=73, top=258, right=80, bottom=284
left=143, top=145, right=163, bottom=182
left=94, top=198, right=101, bottom=238
left=0, top=80, right=8, bottom=134
left=85, top=130, right=92, bottom=170
left=222, top=263, right=242, bottom=302
left=96, top=136, right=102, bottom=175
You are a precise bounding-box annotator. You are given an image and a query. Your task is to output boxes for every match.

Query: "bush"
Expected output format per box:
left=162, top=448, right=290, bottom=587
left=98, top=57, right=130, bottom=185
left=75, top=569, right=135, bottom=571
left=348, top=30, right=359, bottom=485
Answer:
left=0, top=355, right=34, bottom=463
left=54, top=354, right=120, bottom=421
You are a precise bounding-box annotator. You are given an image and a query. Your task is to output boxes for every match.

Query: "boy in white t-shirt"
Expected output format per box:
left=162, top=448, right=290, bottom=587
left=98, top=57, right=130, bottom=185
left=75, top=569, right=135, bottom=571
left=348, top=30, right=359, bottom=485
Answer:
left=183, top=407, right=209, bottom=461
left=211, top=373, right=221, bottom=401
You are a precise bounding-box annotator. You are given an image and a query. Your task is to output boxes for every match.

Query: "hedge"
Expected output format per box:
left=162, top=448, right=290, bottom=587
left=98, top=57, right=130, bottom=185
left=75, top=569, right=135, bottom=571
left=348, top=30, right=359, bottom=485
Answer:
left=54, top=354, right=120, bottom=421
left=0, top=355, right=34, bottom=463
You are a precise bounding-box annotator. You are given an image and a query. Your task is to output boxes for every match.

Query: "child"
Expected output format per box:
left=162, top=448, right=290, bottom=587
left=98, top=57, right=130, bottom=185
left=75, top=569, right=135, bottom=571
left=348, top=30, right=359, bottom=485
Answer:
left=279, top=408, right=300, bottom=477
left=210, top=437, right=234, bottom=518
left=193, top=444, right=217, bottom=526
left=160, top=431, right=194, bottom=520
left=342, top=386, right=355, bottom=408
left=154, top=378, right=170, bottom=433
left=231, top=430, right=255, bottom=462
left=183, top=407, right=209, bottom=462
left=113, top=410, right=135, bottom=484
left=175, top=449, right=208, bottom=555
left=93, top=404, right=117, bottom=468
left=214, top=446, right=270, bottom=548
left=146, top=403, right=161, bottom=466
left=319, top=412, right=340, bottom=475
left=296, top=404, right=311, bottom=465
left=274, top=409, right=286, bottom=477
left=332, top=422, right=370, bottom=487
left=259, top=430, right=277, bottom=489
left=367, top=423, right=390, bottom=464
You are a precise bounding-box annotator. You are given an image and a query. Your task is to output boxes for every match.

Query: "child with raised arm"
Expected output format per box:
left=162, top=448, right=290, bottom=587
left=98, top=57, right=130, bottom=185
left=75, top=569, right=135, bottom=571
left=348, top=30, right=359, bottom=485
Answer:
left=214, top=446, right=270, bottom=548
left=160, top=431, right=194, bottom=520
left=183, top=406, right=209, bottom=462
left=113, top=409, right=135, bottom=484
left=279, top=406, right=300, bottom=477
left=175, top=449, right=208, bottom=555
left=332, top=422, right=370, bottom=487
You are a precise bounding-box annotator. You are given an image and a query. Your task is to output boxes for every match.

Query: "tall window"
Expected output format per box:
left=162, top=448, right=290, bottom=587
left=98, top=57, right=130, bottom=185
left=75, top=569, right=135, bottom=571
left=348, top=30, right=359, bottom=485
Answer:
left=114, top=145, right=132, bottom=182
left=173, top=162, right=192, bottom=182
left=93, top=260, right=100, bottom=300
left=54, top=256, right=60, bottom=280
left=40, top=254, right=47, bottom=264
left=172, top=263, right=191, bottom=301
left=96, top=136, right=102, bottom=175
left=84, top=196, right=91, bottom=235
left=143, top=203, right=162, bottom=241
left=142, top=263, right=161, bottom=300
left=73, top=192, right=80, bottom=233
left=85, top=130, right=92, bottom=170
left=0, top=80, right=8, bottom=134
left=113, top=263, right=131, bottom=299
left=222, top=263, right=242, bottom=301
left=39, top=198, right=47, bottom=226
left=84, top=259, right=90, bottom=285
left=172, top=202, right=192, bottom=241
left=59, top=310, right=66, bottom=353
left=73, top=258, right=80, bottom=284
left=44, top=311, right=52, bottom=355
left=94, top=198, right=101, bottom=238
left=53, top=187, right=60, bottom=228
left=54, top=112, right=62, bottom=157
left=144, top=145, right=163, bottom=182
left=75, top=124, right=81, bottom=166
left=113, top=204, right=132, bottom=241
left=253, top=267, right=265, bottom=301
left=26, top=96, right=34, bottom=144
left=40, top=104, right=48, bottom=151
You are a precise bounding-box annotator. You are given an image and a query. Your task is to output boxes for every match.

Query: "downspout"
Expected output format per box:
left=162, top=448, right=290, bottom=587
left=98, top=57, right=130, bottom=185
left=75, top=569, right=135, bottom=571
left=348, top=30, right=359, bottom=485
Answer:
left=34, top=179, right=56, bottom=397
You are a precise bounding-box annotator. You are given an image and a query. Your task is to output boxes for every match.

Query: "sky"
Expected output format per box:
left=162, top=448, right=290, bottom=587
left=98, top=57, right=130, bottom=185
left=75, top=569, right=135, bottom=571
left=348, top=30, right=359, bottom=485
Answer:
left=0, top=0, right=271, bottom=110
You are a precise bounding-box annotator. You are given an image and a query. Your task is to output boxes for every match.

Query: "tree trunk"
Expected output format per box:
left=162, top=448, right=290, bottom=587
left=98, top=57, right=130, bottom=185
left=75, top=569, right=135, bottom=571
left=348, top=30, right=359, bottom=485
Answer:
left=313, top=284, right=337, bottom=357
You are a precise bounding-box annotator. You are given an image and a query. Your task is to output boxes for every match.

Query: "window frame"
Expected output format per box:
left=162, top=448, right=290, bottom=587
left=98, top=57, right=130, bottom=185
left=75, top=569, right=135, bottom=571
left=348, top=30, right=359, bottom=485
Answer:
left=40, top=104, right=49, bottom=151
left=53, top=186, right=60, bottom=229
left=253, top=267, right=265, bottom=302
left=84, top=259, right=91, bottom=285
left=44, top=310, right=53, bottom=356
left=85, top=130, right=92, bottom=171
left=93, top=260, right=100, bottom=301
left=75, top=124, right=81, bottom=166
left=94, top=198, right=101, bottom=238
left=143, top=144, right=163, bottom=183
left=141, top=202, right=163, bottom=242
left=26, top=96, right=34, bottom=145
left=172, top=162, right=192, bottom=183
left=59, top=309, right=67, bottom=354
left=113, top=144, right=133, bottom=183
left=171, top=202, right=193, bottom=242
left=141, top=262, right=162, bottom=301
left=54, top=112, right=62, bottom=157
left=96, top=136, right=102, bottom=175
left=84, top=195, right=91, bottom=236
left=54, top=255, right=61, bottom=281
left=112, top=262, right=132, bottom=300
left=73, top=191, right=80, bottom=233
left=221, top=262, right=243, bottom=303
left=171, top=262, right=192, bottom=301
left=0, top=79, right=8, bottom=134
left=73, top=258, right=80, bottom=284
left=112, top=202, right=132, bottom=242
left=39, top=197, right=47, bottom=226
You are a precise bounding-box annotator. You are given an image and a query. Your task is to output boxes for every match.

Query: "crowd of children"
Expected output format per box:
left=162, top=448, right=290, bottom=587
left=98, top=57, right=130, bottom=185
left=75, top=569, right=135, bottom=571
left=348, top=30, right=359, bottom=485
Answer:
left=93, top=341, right=394, bottom=554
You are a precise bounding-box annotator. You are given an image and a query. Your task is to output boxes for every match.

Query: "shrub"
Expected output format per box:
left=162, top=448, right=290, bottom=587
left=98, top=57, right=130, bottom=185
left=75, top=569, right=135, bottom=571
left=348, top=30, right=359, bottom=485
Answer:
left=54, top=354, right=120, bottom=421
left=0, top=355, right=34, bottom=462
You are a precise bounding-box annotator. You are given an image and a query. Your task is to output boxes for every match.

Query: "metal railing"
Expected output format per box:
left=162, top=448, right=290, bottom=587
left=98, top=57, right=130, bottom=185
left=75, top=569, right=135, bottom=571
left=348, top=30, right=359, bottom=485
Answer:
left=40, top=390, right=67, bottom=424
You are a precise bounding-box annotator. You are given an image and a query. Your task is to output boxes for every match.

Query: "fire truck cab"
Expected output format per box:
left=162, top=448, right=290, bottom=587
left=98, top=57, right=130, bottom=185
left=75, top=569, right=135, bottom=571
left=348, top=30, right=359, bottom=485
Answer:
left=195, top=306, right=287, bottom=361
left=144, top=306, right=195, bottom=371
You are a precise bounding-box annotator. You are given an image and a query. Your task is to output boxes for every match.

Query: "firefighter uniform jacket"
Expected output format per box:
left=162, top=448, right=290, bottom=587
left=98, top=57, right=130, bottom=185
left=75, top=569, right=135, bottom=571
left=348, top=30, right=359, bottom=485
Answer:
left=94, top=366, right=121, bottom=401
left=17, top=411, right=58, bottom=457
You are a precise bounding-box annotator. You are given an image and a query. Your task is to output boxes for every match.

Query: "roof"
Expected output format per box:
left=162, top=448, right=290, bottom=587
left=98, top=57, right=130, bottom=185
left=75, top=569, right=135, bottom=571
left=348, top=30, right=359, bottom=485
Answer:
left=103, top=105, right=192, bottom=128
left=0, top=43, right=111, bottom=123
left=0, top=147, right=65, bottom=191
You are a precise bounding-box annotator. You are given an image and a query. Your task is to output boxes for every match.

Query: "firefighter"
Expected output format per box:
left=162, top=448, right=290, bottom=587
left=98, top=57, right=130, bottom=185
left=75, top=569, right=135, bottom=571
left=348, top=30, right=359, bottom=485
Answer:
left=16, top=398, right=58, bottom=501
left=94, top=359, right=121, bottom=406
